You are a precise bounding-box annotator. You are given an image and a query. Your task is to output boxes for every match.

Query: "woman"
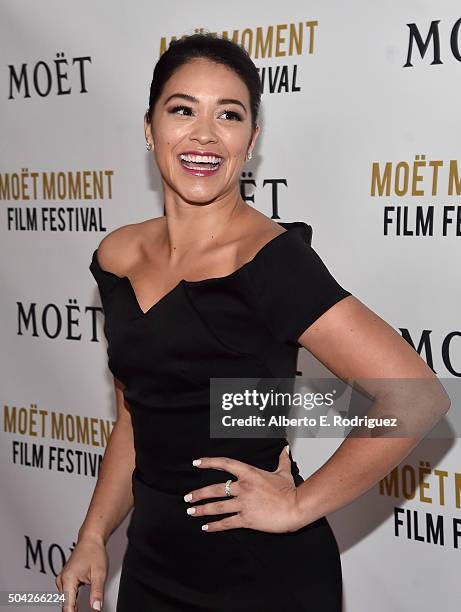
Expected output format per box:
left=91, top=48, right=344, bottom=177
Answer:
left=56, top=34, right=449, bottom=611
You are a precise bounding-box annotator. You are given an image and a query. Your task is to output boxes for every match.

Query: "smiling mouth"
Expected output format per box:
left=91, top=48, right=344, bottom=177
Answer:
left=178, top=153, right=224, bottom=175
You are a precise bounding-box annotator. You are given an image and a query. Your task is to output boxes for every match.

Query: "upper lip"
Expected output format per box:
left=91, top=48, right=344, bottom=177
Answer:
left=179, top=150, right=224, bottom=158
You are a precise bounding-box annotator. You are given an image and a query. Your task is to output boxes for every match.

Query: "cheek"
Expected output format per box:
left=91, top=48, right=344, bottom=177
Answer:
left=226, top=138, right=249, bottom=161
left=229, top=153, right=243, bottom=166
left=155, top=135, right=179, bottom=166
left=154, top=120, right=182, bottom=145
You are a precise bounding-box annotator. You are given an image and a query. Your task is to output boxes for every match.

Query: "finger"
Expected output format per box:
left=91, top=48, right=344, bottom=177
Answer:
left=276, top=444, right=291, bottom=472
left=89, top=570, right=105, bottom=611
left=192, top=456, right=254, bottom=479
left=202, top=514, right=244, bottom=532
left=55, top=574, right=65, bottom=611
left=61, top=575, right=79, bottom=612
left=187, top=497, right=240, bottom=517
left=184, top=480, right=240, bottom=503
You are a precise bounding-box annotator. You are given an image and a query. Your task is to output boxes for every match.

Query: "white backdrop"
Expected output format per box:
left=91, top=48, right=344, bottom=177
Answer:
left=1, top=1, right=459, bottom=610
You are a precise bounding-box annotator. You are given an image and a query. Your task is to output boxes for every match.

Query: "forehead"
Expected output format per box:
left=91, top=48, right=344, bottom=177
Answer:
left=162, top=58, right=250, bottom=102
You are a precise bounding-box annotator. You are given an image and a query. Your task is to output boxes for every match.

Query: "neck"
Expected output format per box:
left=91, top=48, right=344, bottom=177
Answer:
left=161, top=190, right=247, bottom=258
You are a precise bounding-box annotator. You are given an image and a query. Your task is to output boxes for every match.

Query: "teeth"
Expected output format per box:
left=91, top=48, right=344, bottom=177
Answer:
left=180, top=153, right=222, bottom=164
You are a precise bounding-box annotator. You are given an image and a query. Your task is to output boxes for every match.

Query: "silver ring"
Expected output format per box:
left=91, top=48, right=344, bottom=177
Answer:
left=224, top=479, right=233, bottom=496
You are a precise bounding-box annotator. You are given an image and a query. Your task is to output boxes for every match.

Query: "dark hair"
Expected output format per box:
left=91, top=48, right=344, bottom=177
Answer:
left=145, top=33, right=262, bottom=131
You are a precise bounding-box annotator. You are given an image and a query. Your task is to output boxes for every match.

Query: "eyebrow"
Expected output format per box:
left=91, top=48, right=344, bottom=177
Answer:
left=163, top=93, right=247, bottom=113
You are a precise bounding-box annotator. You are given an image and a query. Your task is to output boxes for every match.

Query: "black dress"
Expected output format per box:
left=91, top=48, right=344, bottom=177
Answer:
left=89, top=220, right=351, bottom=612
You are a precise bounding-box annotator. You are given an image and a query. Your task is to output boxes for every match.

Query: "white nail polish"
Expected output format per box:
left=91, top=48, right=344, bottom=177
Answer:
left=92, top=601, right=102, bottom=611
left=192, top=459, right=202, bottom=466
left=187, top=507, right=196, bottom=515
left=202, top=524, right=208, bottom=530
left=286, top=444, right=290, bottom=455
left=184, top=493, right=192, bottom=502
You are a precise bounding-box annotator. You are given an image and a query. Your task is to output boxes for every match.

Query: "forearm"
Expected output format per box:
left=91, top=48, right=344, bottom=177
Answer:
left=295, top=435, right=419, bottom=525
left=77, top=417, right=136, bottom=545
left=295, top=386, right=450, bottom=526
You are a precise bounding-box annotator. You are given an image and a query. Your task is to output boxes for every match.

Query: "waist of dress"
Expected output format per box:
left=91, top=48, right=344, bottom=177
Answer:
left=131, top=451, right=304, bottom=498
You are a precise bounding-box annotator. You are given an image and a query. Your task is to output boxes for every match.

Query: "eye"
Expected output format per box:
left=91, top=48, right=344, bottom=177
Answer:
left=220, top=109, right=242, bottom=121
left=168, top=105, right=193, bottom=116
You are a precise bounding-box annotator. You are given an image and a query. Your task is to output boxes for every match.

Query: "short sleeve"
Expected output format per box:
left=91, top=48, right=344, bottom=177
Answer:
left=248, top=223, right=352, bottom=347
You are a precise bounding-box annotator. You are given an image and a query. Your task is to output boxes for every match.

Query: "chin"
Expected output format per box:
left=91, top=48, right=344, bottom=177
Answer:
left=176, top=187, right=224, bottom=206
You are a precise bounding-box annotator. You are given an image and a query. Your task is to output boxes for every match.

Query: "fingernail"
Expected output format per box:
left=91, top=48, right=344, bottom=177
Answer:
left=285, top=444, right=290, bottom=455
left=192, top=459, right=201, bottom=466
left=202, top=524, right=208, bottom=530
left=92, top=601, right=102, bottom=611
left=184, top=493, right=193, bottom=502
left=187, top=507, right=196, bottom=515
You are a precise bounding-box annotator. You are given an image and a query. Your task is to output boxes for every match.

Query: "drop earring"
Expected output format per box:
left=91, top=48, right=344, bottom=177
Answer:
left=246, top=151, right=253, bottom=161
left=146, top=141, right=152, bottom=151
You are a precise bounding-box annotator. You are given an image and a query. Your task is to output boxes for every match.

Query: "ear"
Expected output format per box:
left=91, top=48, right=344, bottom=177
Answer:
left=144, top=112, right=154, bottom=149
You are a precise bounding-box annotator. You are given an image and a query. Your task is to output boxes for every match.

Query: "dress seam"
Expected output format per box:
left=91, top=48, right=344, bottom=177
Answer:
left=182, top=280, right=278, bottom=378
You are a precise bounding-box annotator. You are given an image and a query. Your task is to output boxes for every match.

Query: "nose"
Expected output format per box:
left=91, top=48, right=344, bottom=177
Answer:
left=188, top=113, right=218, bottom=145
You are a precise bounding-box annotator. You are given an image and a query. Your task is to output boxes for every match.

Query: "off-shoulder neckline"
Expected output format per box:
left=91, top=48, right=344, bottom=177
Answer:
left=90, top=220, right=310, bottom=317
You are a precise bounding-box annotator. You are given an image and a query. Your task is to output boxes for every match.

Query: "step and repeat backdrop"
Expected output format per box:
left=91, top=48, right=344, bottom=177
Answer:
left=1, top=1, right=459, bottom=610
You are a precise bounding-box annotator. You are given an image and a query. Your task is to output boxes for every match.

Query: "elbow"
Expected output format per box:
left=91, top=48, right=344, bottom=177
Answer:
left=440, top=390, right=451, bottom=415
left=425, top=386, right=451, bottom=441
left=429, top=380, right=451, bottom=419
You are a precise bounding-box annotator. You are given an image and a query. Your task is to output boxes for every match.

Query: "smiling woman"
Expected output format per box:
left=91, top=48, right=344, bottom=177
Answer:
left=55, top=32, right=449, bottom=612
left=144, top=71, right=259, bottom=208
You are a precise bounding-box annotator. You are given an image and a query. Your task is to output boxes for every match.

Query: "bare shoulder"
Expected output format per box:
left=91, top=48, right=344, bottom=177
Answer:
left=237, top=209, right=287, bottom=254
left=96, top=217, right=164, bottom=276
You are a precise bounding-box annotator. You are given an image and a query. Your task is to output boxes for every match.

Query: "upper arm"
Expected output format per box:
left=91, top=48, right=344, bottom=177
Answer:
left=297, top=295, right=434, bottom=379
left=297, top=295, right=451, bottom=413
left=249, top=225, right=447, bottom=402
